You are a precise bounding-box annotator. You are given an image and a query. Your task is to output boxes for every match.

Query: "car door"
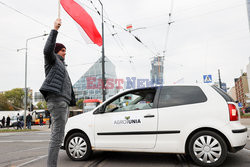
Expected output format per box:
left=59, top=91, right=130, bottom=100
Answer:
left=94, top=88, right=159, bottom=149
left=156, top=86, right=208, bottom=152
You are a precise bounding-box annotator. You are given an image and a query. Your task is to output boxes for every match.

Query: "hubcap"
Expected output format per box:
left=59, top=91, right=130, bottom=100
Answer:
left=193, top=135, right=222, bottom=163
left=68, top=136, right=87, bottom=159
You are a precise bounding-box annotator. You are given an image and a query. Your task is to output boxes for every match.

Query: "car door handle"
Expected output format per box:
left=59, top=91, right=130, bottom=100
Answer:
left=144, top=114, right=155, bottom=118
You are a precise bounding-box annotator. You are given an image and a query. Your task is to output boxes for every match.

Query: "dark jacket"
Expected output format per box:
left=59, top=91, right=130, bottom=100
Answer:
left=26, top=115, right=32, bottom=123
left=39, top=30, right=76, bottom=106
left=6, top=117, right=10, bottom=125
left=39, top=115, right=43, bottom=123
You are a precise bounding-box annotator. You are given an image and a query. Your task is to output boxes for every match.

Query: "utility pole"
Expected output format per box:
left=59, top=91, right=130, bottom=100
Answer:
left=98, top=0, right=106, bottom=102
left=17, top=33, right=48, bottom=128
left=218, top=69, right=222, bottom=89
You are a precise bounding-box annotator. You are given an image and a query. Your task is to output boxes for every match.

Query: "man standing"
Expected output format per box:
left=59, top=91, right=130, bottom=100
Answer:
left=48, top=114, right=52, bottom=129
left=39, top=18, right=76, bottom=167
left=16, top=113, right=21, bottom=130
left=1, top=116, right=5, bottom=128
left=26, top=113, right=32, bottom=129
left=39, top=114, right=44, bottom=126
left=6, top=116, right=10, bottom=129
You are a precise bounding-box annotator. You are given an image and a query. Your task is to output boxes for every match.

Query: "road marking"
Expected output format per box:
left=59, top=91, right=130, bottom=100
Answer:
left=16, top=154, right=48, bottom=167
left=0, top=146, right=48, bottom=155
left=0, top=156, right=36, bottom=167
left=33, top=132, right=51, bottom=135
left=0, top=140, right=49, bottom=143
left=0, top=131, right=50, bottom=136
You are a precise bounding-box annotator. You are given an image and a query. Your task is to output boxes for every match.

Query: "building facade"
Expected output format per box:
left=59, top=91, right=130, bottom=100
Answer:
left=246, top=57, right=250, bottom=93
left=235, top=73, right=250, bottom=108
left=150, top=56, right=164, bottom=84
left=228, top=86, right=237, bottom=101
left=73, top=57, right=118, bottom=101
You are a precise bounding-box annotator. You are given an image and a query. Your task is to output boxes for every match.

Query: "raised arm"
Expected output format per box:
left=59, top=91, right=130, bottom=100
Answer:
left=43, top=19, right=61, bottom=65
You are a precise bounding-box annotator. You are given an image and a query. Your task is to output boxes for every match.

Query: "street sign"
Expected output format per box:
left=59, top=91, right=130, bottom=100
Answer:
left=203, top=75, right=212, bottom=83
left=238, top=102, right=243, bottom=108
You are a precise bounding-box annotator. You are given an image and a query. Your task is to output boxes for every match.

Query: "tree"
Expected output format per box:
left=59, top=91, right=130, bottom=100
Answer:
left=76, top=99, right=84, bottom=109
left=36, top=101, right=47, bottom=109
left=4, top=88, right=24, bottom=108
left=0, top=94, right=13, bottom=111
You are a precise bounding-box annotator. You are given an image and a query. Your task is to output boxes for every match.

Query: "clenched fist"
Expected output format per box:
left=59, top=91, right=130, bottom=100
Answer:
left=54, top=18, right=61, bottom=31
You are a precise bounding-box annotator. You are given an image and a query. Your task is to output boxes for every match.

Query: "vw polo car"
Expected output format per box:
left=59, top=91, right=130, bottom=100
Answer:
left=61, top=84, right=247, bottom=167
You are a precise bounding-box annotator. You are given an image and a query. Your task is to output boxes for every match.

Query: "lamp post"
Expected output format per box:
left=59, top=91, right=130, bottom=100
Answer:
left=17, top=33, right=48, bottom=128
left=97, top=0, right=106, bottom=102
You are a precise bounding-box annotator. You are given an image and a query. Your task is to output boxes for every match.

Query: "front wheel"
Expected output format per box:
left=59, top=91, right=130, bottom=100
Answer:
left=65, top=132, right=92, bottom=161
left=188, top=130, right=228, bottom=167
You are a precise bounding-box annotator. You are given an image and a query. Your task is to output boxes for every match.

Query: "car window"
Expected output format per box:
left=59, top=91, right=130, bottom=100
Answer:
left=158, top=86, right=207, bottom=108
left=105, top=89, right=156, bottom=113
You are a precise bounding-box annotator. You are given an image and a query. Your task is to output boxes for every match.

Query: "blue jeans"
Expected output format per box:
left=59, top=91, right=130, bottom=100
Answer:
left=27, top=122, right=31, bottom=129
left=47, top=101, right=69, bottom=167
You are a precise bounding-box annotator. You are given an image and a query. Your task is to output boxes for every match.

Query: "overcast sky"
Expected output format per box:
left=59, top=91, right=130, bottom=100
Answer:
left=0, top=0, right=250, bottom=93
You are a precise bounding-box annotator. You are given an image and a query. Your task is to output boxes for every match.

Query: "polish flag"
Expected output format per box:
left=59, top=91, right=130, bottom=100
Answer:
left=60, top=0, right=102, bottom=46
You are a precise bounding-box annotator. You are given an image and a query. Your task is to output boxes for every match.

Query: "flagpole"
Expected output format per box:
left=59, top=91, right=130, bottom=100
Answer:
left=58, top=0, right=61, bottom=18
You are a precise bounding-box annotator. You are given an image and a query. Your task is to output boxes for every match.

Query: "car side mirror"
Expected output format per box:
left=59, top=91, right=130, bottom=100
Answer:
left=94, top=106, right=105, bottom=114
left=99, top=106, right=105, bottom=114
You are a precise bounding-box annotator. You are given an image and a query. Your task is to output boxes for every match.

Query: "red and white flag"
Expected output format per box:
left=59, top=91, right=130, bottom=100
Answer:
left=60, top=0, right=102, bottom=46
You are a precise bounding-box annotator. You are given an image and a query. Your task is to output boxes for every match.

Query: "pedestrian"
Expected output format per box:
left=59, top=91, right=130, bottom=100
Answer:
left=1, top=116, right=5, bottom=128
left=48, top=114, right=52, bottom=129
left=16, top=113, right=22, bottom=130
left=6, top=116, right=10, bottom=129
left=26, top=113, right=32, bottom=129
left=39, top=114, right=44, bottom=126
left=39, top=18, right=76, bottom=167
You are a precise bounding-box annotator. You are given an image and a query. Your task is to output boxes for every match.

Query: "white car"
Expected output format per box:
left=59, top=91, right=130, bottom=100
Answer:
left=61, top=84, right=247, bottom=167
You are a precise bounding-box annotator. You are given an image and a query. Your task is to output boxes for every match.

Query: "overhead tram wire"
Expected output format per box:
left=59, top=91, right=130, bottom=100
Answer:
left=173, top=0, right=238, bottom=17
left=87, top=0, right=142, bottom=77
left=83, top=0, right=139, bottom=77
left=84, top=0, right=157, bottom=57
left=100, top=8, right=139, bottom=75
left=0, top=0, right=100, bottom=53
left=163, top=0, right=174, bottom=56
left=126, top=0, right=238, bottom=25
left=87, top=0, right=130, bottom=63
left=0, top=1, right=104, bottom=69
left=87, top=0, right=141, bottom=75
left=137, top=1, right=245, bottom=32
left=174, top=2, right=245, bottom=23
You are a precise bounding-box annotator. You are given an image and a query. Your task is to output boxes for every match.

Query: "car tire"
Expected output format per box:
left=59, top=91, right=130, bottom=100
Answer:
left=188, top=130, right=227, bottom=167
left=65, top=132, right=92, bottom=161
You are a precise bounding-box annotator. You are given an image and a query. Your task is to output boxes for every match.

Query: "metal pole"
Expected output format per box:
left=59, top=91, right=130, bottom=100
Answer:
left=21, top=33, right=48, bottom=129
left=58, top=0, right=61, bottom=18
left=98, top=0, right=106, bottom=102
left=218, top=69, right=222, bottom=89
left=24, top=40, right=28, bottom=129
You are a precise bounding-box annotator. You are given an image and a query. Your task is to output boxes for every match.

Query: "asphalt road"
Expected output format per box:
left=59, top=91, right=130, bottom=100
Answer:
left=0, top=127, right=249, bottom=167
